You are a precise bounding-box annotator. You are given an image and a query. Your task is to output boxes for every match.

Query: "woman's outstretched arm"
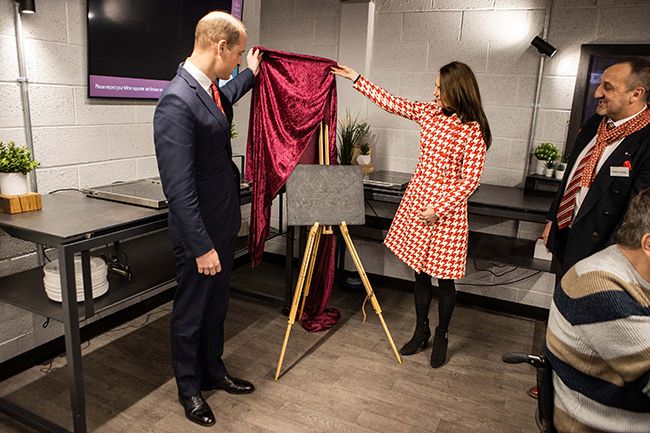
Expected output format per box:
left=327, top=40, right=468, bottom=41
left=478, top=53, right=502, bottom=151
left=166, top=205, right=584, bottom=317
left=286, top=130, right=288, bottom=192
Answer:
left=332, top=64, right=426, bottom=123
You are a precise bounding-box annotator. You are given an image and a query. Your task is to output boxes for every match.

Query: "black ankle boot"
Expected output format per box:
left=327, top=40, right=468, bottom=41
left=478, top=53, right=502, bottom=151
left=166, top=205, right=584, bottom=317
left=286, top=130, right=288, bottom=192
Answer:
left=400, top=319, right=431, bottom=355
left=430, top=326, right=448, bottom=368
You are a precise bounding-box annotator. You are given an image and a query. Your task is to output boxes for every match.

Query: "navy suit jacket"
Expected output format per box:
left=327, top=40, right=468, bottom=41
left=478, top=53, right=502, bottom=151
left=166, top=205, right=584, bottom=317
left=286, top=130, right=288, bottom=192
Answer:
left=546, top=113, right=650, bottom=271
left=154, top=65, right=255, bottom=257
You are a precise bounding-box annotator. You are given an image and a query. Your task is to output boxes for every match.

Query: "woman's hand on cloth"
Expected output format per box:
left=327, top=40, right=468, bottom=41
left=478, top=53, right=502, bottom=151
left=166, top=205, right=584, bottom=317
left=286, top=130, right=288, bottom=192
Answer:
left=247, top=48, right=263, bottom=76
left=418, top=205, right=439, bottom=224
left=331, top=64, right=359, bottom=81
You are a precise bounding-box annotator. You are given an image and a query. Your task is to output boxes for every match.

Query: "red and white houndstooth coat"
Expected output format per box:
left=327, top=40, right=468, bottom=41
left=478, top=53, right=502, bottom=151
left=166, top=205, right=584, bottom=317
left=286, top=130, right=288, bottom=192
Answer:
left=354, top=76, right=487, bottom=280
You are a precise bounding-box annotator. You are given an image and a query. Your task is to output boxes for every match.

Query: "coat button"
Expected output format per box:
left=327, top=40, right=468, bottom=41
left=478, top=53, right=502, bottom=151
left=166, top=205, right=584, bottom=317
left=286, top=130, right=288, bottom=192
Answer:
left=613, top=190, right=620, bottom=195
left=603, top=211, right=611, bottom=216
left=592, top=231, right=599, bottom=237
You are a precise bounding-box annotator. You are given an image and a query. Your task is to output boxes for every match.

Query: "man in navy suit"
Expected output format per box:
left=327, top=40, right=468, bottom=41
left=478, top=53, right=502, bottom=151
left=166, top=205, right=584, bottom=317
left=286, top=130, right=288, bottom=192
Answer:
left=543, top=58, right=650, bottom=277
left=154, top=11, right=261, bottom=427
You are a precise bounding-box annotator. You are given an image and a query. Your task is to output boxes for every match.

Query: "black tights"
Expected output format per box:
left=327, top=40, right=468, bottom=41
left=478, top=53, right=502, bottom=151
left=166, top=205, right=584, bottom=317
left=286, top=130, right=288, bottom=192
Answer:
left=414, top=271, right=456, bottom=331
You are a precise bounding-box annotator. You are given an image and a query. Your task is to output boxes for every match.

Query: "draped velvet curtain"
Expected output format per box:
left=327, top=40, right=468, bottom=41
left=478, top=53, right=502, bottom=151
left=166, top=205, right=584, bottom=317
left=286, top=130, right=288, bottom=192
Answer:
left=246, top=48, right=340, bottom=331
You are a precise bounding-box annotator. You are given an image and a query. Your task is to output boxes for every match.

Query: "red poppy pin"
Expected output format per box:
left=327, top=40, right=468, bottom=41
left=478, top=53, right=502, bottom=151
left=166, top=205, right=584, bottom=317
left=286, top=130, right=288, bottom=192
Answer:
left=623, top=160, right=632, bottom=171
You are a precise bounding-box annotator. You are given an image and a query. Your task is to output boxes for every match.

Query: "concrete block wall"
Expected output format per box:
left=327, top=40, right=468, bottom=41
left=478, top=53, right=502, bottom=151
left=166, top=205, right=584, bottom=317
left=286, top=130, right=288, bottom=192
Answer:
left=1, top=0, right=649, bottom=360
left=258, top=0, right=342, bottom=233
left=367, top=0, right=650, bottom=186
left=0, top=0, right=261, bottom=363
left=259, top=0, right=341, bottom=60
left=0, top=0, right=158, bottom=194
left=364, top=0, right=648, bottom=306
left=0, top=0, right=159, bottom=276
left=258, top=0, right=650, bottom=309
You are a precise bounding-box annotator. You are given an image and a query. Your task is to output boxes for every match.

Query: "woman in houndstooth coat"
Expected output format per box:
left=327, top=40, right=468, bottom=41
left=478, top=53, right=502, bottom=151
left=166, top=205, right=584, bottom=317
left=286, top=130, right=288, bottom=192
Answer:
left=332, top=61, right=491, bottom=368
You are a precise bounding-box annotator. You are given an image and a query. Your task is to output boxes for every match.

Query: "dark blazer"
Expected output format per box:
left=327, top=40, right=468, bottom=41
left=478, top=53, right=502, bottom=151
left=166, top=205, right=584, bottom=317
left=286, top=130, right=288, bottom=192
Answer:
left=546, top=113, right=650, bottom=272
left=154, top=65, right=255, bottom=257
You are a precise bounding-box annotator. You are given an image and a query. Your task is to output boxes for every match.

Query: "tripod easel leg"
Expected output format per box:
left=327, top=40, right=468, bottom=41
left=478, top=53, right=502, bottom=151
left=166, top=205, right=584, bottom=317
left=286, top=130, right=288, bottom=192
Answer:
left=298, top=121, right=330, bottom=322
left=339, top=221, right=403, bottom=364
left=275, top=223, right=321, bottom=380
left=298, top=225, right=323, bottom=323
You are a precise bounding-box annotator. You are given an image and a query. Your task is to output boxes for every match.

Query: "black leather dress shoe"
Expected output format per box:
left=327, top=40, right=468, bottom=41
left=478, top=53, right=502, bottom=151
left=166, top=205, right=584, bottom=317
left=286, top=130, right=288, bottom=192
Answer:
left=178, top=393, right=215, bottom=427
left=201, top=374, right=255, bottom=394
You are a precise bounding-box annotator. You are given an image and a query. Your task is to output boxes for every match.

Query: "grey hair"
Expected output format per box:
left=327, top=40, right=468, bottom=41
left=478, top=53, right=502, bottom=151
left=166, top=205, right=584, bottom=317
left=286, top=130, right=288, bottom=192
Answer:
left=616, top=188, right=650, bottom=249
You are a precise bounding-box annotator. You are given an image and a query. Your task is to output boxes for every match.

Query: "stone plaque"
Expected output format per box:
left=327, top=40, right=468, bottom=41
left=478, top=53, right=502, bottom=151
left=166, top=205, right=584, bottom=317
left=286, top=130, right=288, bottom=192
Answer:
left=286, top=165, right=366, bottom=226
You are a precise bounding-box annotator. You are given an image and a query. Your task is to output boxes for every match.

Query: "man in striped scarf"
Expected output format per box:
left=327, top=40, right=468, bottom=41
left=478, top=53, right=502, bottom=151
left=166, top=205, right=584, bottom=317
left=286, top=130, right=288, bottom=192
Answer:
left=532, top=57, right=650, bottom=402
left=543, top=58, right=650, bottom=278
left=546, top=188, right=650, bottom=433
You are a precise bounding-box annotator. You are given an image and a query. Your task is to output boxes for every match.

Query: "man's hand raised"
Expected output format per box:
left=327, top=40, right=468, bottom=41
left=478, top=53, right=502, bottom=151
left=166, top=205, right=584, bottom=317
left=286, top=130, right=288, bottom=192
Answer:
left=247, top=48, right=263, bottom=76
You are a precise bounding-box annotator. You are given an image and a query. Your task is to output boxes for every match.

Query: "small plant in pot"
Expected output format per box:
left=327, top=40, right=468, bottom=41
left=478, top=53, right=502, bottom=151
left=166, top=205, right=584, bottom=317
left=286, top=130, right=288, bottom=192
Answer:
left=337, top=111, right=369, bottom=165
left=532, top=142, right=560, bottom=175
left=357, top=142, right=371, bottom=165
left=0, top=141, right=39, bottom=195
left=554, top=161, right=567, bottom=180
left=544, top=160, right=556, bottom=177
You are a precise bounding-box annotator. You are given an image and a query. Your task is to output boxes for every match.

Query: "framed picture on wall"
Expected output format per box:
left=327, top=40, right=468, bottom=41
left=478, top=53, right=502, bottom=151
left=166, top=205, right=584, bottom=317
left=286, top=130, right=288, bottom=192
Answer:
left=565, top=44, right=650, bottom=155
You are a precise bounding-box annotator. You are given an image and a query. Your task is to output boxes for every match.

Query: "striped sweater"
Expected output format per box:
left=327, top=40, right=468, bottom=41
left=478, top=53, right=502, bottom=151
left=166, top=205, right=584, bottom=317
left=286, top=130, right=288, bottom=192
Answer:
left=546, top=244, right=650, bottom=433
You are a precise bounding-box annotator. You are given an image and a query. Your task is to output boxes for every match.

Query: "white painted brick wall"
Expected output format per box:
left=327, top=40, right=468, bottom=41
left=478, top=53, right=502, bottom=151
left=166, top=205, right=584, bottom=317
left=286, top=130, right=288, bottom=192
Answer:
left=30, top=85, right=76, bottom=127
left=0, top=0, right=261, bottom=363
left=36, top=165, right=79, bottom=192
left=260, top=0, right=558, bottom=309
left=0, top=83, right=23, bottom=127
left=375, top=0, right=433, bottom=13
left=1, top=0, right=648, bottom=360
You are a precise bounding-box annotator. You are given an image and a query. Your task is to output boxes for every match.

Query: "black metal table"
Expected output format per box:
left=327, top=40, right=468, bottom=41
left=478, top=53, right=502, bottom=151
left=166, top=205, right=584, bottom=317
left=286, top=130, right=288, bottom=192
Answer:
left=364, top=183, right=552, bottom=223
left=0, top=188, right=257, bottom=433
left=0, top=192, right=170, bottom=433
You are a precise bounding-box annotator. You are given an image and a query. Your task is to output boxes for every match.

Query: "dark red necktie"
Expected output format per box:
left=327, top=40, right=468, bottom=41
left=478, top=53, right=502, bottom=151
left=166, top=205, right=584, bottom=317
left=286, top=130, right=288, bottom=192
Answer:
left=556, top=145, right=598, bottom=229
left=209, top=82, right=224, bottom=113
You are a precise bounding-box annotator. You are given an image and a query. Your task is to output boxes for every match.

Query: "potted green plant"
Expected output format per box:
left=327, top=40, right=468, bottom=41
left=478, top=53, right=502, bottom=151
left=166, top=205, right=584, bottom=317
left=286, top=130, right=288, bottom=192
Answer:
left=532, top=142, right=560, bottom=175
left=0, top=141, right=39, bottom=195
left=554, top=157, right=567, bottom=180
left=357, top=142, right=371, bottom=165
left=337, top=111, right=369, bottom=165
left=544, top=160, right=555, bottom=177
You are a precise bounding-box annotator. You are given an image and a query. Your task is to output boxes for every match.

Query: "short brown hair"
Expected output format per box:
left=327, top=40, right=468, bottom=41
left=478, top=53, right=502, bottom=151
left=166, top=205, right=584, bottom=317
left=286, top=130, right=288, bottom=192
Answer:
left=619, top=57, right=650, bottom=101
left=616, top=188, right=650, bottom=248
left=195, top=11, right=245, bottom=49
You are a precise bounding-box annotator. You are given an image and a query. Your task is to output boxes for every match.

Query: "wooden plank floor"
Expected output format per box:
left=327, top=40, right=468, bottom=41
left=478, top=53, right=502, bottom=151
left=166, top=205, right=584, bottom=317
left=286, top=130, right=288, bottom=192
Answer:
left=0, top=261, right=542, bottom=433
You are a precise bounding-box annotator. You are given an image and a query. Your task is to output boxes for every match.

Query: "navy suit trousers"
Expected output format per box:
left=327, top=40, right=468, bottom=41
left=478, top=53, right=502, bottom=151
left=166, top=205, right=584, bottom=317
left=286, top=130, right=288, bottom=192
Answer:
left=171, top=237, right=235, bottom=397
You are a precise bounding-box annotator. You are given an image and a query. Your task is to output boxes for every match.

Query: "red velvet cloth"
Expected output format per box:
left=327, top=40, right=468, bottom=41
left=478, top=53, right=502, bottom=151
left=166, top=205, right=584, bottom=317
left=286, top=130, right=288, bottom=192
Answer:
left=246, top=48, right=340, bottom=332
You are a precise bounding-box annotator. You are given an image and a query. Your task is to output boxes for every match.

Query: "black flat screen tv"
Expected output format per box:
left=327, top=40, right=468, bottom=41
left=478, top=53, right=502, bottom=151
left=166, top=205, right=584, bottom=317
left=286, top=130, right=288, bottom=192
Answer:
left=87, top=0, right=244, bottom=100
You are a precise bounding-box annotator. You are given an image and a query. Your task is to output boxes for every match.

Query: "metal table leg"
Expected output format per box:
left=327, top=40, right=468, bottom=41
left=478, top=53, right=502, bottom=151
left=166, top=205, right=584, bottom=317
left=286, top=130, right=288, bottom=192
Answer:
left=59, top=246, right=87, bottom=433
left=80, top=250, right=94, bottom=320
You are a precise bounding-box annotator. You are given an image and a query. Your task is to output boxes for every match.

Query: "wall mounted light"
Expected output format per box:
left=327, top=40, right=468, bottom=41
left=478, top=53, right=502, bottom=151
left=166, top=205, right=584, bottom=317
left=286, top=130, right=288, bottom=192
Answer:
left=531, top=36, right=556, bottom=57
left=18, top=0, right=36, bottom=14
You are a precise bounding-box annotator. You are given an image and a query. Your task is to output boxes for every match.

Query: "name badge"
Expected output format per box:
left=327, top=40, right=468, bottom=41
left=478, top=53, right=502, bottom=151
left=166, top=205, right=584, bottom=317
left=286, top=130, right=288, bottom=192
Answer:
left=610, top=166, right=630, bottom=177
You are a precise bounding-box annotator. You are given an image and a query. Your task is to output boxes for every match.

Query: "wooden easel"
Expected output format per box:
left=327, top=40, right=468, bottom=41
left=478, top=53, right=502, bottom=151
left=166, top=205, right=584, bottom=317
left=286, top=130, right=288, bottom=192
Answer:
left=274, top=122, right=403, bottom=380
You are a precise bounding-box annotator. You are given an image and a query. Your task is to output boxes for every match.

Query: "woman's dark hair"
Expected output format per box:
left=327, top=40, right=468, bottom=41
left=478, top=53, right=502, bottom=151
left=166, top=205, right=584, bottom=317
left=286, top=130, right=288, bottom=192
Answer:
left=439, top=61, right=492, bottom=148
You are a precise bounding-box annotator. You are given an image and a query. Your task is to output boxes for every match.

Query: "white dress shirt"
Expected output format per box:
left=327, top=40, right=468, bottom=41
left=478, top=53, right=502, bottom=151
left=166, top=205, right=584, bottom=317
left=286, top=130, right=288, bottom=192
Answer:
left=183, top=59, right=213, bottom=98
left=564, top=106, right=647, bottom=222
